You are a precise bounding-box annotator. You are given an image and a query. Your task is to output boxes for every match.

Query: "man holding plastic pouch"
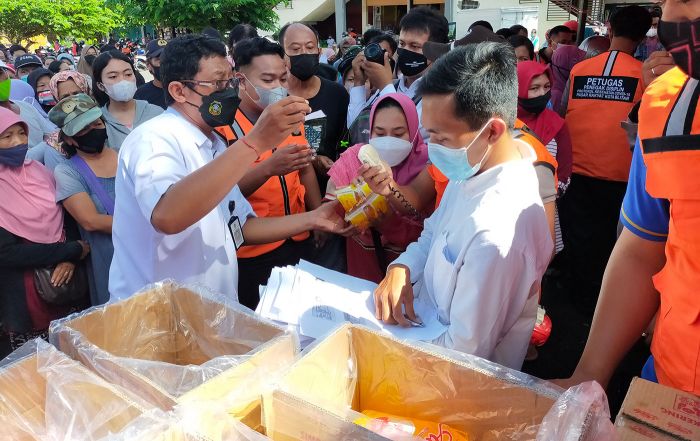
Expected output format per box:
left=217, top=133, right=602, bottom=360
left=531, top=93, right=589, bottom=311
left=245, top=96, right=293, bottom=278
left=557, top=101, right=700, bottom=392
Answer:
left=109, top=35, right=350, bottom=302
left=373, top=43, right=552, bottom=370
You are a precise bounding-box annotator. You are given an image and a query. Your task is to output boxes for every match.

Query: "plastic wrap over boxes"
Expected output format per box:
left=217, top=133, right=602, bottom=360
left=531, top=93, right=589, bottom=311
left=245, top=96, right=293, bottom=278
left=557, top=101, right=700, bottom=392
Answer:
left=264, top=324, right=612, bottom=441
left=49, top=282, right=299, bottom=433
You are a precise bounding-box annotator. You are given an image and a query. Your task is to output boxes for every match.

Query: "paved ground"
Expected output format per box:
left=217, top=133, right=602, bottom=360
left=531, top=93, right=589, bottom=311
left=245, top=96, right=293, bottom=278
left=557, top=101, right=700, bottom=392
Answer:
left=522, top=264, right=651, bottom=417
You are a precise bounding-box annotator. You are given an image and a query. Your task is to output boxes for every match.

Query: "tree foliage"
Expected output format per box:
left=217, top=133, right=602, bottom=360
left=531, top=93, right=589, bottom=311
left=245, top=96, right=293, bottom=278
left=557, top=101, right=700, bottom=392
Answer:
left=111, top=0, right=281, bottom=33
left=0, top=0, right=122, bottom=43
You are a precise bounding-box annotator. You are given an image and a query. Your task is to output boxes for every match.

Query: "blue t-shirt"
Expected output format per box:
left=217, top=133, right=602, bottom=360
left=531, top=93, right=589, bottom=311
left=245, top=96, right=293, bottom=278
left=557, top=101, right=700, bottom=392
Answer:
left=619, top=138, right=670, bottom=241
left=54, top=161, right=115, bottom=306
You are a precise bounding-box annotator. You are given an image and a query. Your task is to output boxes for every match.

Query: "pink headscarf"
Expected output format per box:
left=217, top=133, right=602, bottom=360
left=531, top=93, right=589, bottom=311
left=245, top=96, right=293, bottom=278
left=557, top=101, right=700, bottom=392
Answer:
left=0, top=107, right=64, bottom=244
left=329, top=93, right=428, bottom=187
left=49, top=70, right=91, bottom=100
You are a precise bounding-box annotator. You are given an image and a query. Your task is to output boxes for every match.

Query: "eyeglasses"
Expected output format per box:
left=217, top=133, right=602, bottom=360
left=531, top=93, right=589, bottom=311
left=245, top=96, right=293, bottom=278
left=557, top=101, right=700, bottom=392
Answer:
left=181, top=78, right=239, bottom=91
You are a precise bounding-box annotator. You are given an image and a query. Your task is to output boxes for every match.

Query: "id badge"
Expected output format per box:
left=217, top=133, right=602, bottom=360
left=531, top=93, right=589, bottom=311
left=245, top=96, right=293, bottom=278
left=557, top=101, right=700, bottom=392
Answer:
left=228, top=216, right=245, bottom=250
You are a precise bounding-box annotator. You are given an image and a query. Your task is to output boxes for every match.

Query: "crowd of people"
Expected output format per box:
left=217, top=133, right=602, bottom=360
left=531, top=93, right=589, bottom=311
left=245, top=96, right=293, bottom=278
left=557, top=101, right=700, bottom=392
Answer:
left=0, top=0, right=698, bottom=402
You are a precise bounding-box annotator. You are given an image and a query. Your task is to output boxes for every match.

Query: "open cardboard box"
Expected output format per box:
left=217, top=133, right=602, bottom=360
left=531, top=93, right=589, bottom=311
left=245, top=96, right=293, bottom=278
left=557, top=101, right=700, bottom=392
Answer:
left=615, top=377, right=700, bottom=441
left=104, top=405, right=275, bottom=441
left=49, top=282, right=299, bottom=433
left=265, top=324, right=590, bottom=441
left=0, top=339, right=150, bottom=440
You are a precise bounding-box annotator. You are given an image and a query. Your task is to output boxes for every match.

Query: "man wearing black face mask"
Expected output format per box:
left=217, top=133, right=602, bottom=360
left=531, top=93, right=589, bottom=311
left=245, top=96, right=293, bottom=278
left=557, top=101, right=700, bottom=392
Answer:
left=280, top=23, right=349, bottom=180
left=109, top=34, right=351, bottom=302
left=134, top=39, right=168, bottom=109
left=347, top=7, right=449, bottom=143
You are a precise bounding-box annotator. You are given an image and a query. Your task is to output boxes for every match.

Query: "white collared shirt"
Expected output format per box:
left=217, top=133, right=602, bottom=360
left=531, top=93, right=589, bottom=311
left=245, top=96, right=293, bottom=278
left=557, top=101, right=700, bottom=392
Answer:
left=109, top=108, right=254, bottom=301
left=393, top=147, right=552, bottom=370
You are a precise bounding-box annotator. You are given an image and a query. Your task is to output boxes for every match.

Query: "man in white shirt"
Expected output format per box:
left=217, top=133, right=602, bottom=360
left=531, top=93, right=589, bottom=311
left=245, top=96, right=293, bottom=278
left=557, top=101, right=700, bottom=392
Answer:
left=374, top=43, right=553, bottom=370
left=109, top=34, right=350, bottom=301
left=346, top=7, right=449, bottom=142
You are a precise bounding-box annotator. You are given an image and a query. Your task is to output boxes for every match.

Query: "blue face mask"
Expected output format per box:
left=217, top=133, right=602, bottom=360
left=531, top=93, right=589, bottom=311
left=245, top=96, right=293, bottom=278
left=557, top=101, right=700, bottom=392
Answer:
left=0, top=144, right=29, bottom=168
left=427, top=119, right=493, bottom=181
left=20, top=75, right=29, bottom=82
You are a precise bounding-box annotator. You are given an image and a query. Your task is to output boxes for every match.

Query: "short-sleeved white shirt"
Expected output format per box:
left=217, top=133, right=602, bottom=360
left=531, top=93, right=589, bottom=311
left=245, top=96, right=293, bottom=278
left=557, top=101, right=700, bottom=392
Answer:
left=108, top=108, right=254, bottom=301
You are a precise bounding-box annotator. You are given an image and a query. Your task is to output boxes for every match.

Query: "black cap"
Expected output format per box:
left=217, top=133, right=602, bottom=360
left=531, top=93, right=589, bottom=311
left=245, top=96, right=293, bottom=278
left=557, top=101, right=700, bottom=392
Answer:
left=423, top=26, right=504, bottom=62
left=13, top=54, right=43, bottom=69
left=146, top=39, right=168, bottom=59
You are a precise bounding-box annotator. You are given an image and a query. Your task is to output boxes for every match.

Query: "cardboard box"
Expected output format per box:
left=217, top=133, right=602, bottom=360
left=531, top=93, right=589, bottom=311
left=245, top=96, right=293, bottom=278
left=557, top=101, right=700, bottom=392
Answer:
left=0, top=340, right=149, bottom=440
left=615, top=377, right=700, bottom=441
left=107, top=406, right=273, bottom=441
left=49, top=283, right=299, bottom=433
left=265, top=324, right=568, bottom=441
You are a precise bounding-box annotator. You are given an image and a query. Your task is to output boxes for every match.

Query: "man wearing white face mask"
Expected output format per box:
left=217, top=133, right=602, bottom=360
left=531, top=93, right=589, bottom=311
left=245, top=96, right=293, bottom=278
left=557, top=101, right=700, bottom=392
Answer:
left=373, top=43, right=552, bottom=370
left=216, top=37, right=322, bottom=309
left=92, top=51, right=163, bottom=150
left=635, top=8, right=664, bottom=61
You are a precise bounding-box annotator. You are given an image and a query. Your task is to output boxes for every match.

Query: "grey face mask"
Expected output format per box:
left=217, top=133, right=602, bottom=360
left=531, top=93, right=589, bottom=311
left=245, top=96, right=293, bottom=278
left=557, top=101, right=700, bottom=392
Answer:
left=254, top=85, right=288, bottom=108
left=243, top=75, right=288, bottom=108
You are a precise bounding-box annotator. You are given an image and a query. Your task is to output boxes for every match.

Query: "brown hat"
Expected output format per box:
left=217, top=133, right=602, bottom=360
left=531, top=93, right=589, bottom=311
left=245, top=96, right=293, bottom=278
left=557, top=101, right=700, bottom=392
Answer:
left=423, top=25, right=505, bottom=62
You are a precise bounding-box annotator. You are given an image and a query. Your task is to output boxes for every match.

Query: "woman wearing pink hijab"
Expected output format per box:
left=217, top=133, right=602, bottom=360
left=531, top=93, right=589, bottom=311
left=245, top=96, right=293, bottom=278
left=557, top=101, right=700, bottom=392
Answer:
left=327, top=93, right=430, bottom=282
left=0, top=107, right=89, bottom=357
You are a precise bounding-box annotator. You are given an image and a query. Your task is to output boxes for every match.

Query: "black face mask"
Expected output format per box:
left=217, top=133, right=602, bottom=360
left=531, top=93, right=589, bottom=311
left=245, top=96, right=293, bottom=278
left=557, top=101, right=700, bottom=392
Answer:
left=658, top=17, right=700, bottom=80
left=84, top=54, right=96, bottom=66
left=73, top=127, right=108, bottom=154
left=187, top=85, right=241, bottom=127
left=289, top=54, right=319, bottom=81
left=397, top=48, right=428, bottom=77
left=152, top=65, right=162, bottom=82
left=519, top=91, right=551, bottom=115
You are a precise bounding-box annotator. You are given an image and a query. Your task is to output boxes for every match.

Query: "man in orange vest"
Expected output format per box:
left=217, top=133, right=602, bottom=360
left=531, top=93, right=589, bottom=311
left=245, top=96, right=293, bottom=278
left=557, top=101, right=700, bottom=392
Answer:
left=216, top=37, right=322, bottom=309
left=560, top=1, right=700, bottom=396
left=559, top=5, right=651, bottom=314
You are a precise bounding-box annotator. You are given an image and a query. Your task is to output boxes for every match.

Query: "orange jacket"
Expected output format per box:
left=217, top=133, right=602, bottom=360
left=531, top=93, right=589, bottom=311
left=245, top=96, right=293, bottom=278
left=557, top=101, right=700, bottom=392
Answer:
left=216, top=111, right=309, bottom=258
left=566, top=50, right=644, bottom=182
left=638, top=67, right=700, bottom=394
left=428, top=119, right=557, bottom=208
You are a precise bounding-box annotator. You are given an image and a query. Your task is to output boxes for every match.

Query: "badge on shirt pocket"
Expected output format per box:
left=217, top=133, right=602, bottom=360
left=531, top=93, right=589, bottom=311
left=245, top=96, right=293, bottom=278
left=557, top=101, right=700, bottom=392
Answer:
left=228, top=215, right=244, bottom=250
left=227, top=200, right=245, bottom=250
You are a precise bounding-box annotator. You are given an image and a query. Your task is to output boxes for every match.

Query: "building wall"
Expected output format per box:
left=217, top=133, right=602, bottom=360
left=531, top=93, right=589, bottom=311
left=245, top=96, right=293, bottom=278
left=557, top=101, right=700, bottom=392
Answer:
left=452, top=0, right=575, bottom=44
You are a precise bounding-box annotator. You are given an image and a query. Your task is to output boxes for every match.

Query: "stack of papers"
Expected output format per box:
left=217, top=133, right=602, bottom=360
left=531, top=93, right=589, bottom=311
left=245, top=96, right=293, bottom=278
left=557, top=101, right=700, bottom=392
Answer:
left=256, top=260, right=447, bottom=342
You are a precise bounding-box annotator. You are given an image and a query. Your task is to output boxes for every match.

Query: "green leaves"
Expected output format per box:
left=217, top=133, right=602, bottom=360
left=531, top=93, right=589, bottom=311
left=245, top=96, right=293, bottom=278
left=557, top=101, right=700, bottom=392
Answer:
left=0, top=0, right=122, bottom=42
left=0, top=0, right=280, bottom=44
left=112, top=0, right=280, bottom=33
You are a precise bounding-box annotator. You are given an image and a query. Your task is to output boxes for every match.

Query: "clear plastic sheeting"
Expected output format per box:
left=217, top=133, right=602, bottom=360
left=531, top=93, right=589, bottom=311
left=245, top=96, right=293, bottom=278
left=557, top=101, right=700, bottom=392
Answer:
left=49, top=281, right=299, bottom=431
left=0, top=338, right=152, bottom=441
left=101, top=404, right=273, bottom=441
left=265, top=324, right=611, bottom=441
left=536, top=381, right=615, bottom=441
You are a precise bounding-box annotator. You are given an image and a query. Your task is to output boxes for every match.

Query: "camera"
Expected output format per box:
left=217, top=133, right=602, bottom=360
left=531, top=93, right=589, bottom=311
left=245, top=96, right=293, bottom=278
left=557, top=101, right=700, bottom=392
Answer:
left=364, top=43, right=386, bottom=65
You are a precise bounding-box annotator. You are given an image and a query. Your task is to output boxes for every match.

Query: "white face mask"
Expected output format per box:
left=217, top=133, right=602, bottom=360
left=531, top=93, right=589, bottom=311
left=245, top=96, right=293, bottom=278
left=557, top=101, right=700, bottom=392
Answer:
left=103, top=80, right=137, bottom=102
left=369, top=136, right=413, bottom=167
left=647, top=27, right=657, bottom=38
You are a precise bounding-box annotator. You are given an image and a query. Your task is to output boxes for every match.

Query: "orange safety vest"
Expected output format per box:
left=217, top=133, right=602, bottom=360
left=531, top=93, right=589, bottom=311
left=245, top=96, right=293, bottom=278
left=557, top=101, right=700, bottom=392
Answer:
left=638, top=67, right=700, bottom=394
left=428, top=119, right=558, bottom=208
left=216, top=111, right=309, bottom=258
left=566, top=50, right=644, bottom=182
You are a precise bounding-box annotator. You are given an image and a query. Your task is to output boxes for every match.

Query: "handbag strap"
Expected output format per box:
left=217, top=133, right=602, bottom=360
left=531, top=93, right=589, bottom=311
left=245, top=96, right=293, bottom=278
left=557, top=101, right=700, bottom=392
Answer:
left=370, top=228, right=389, bottom=277
left=70, top=155, right=115, bottom=215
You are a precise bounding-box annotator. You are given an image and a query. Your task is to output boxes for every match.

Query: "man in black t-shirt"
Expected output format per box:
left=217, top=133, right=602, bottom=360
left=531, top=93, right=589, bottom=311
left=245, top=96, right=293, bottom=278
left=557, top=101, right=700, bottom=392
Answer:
left=134, top=39, right=168, bottom=109
left=279, top=23, right=349, bottom=173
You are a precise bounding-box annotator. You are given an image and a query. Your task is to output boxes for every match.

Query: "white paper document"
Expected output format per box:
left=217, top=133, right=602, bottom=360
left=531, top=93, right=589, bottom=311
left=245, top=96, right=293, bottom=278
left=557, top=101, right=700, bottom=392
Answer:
left=304, top=110, right=326, bottom=121
left=256, top=260, right=447, bottom=342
